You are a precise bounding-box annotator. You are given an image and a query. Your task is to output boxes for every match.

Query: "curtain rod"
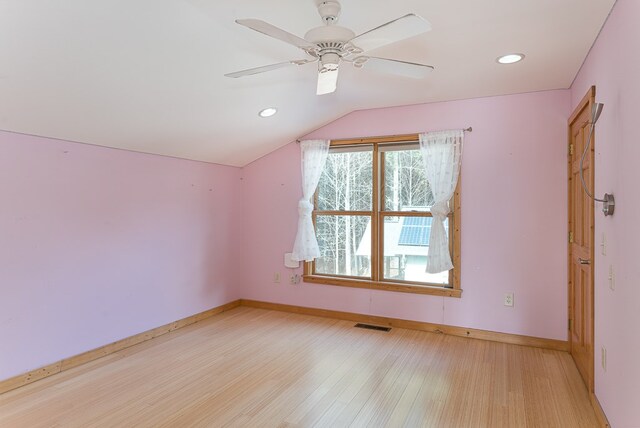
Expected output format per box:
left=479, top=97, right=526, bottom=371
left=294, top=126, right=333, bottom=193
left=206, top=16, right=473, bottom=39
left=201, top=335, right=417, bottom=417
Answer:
left=295, top=127, right=472, bottom=144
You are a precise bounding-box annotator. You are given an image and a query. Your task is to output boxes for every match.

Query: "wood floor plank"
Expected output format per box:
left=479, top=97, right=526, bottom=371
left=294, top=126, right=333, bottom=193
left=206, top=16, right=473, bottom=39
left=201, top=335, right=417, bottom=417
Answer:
left=0, top=307, right=600, bottom=428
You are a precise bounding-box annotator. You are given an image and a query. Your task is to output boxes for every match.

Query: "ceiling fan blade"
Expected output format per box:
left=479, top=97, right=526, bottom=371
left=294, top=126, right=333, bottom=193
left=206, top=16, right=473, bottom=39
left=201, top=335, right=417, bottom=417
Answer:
left=348, top=14, right=431, bottom=53
left=317, top=68, right=338, bottom=95
left=359, top=57, right=434, bottom=79
left=236, top=19, right=317, bottom=52
left=225, top=59, right=314, bottom=78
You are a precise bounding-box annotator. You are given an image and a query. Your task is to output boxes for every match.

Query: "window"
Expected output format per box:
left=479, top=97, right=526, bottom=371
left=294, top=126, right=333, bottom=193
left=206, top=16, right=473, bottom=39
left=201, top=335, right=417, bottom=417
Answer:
left=303, top=134, right=461, bottom=297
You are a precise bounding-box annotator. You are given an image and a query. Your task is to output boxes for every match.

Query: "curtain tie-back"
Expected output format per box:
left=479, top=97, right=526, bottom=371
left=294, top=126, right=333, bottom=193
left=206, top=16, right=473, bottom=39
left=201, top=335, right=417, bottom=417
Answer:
left=430, top=201, right=449, bottom=219
left=298, top=200, right=314, bottom=216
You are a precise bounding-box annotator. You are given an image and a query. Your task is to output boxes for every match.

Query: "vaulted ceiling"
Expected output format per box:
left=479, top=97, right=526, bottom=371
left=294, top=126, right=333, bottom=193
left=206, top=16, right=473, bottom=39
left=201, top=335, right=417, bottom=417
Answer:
left=0, top=0, right=615, bottom=166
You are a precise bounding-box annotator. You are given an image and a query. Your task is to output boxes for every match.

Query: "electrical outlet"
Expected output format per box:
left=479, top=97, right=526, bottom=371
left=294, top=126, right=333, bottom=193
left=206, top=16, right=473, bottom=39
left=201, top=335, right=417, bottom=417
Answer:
left=504, top=293, right=514, bottom=307
left=609, top=265, right=615, bottom=290
left=273, top=272, right=281, bottom=283
left=601, top=346, right=607, bottom=371
left=290, top=274, right=296, bottom=284
left=601, top=233, right=607, bottom=256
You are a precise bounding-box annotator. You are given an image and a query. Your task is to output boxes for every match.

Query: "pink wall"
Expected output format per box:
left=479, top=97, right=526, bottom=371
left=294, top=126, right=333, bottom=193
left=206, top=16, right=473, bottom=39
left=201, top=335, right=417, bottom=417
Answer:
left=570, top=0, right=640, bottom=426
left=241, top=89, right=571, bottom=341
left=0, top=131, right=242, bottom=380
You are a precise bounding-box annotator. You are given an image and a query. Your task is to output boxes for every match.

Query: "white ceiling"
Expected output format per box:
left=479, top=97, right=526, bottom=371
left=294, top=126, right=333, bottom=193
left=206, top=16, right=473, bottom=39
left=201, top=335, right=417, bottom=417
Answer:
left=0, top=0, right=615, bottom=167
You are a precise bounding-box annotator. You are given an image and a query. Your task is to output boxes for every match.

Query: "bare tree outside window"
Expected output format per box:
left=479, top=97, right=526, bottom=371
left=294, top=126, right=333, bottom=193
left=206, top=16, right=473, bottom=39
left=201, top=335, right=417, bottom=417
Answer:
left=316, top=150, right=372, bottom=277
left=384, top=150, right=435, bottom=212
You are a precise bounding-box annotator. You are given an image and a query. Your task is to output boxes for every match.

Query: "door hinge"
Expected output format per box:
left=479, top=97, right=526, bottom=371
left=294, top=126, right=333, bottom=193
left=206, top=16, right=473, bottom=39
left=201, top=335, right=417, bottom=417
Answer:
left=568, top=231, right=574, bottom=243
left=569, top=144, right=574, bottom=156
left=568, top=318, right=572, bottom=331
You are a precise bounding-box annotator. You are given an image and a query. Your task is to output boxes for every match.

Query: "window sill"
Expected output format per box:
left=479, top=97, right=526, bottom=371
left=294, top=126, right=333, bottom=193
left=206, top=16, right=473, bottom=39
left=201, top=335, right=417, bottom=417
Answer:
left=303, top=275, right=462, bottom=298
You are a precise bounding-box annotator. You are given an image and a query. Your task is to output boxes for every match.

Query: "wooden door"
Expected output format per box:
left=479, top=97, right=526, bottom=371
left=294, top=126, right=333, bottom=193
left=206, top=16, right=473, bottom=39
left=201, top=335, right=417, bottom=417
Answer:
left=568, top=87, right=595, bottom=392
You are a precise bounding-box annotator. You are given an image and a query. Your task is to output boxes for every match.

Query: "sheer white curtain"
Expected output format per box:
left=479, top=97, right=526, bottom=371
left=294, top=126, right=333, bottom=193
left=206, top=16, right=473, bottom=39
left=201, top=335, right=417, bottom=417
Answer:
left=419, top=130, right=464, bottom=273
left=291, top=139, right=330, bottom=261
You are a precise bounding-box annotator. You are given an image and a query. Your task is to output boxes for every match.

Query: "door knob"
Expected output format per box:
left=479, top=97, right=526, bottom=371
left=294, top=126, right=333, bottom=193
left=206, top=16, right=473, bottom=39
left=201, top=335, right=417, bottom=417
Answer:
left=579, top=258, right=591, bottom=265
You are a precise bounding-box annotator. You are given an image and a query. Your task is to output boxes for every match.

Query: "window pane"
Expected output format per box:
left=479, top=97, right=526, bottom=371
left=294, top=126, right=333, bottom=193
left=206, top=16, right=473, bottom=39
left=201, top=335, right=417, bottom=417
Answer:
left=384, top=149, right=434, bottom=212
left=317, top=150, right=372, bottom=211
left=315, top=215, right=371, bottom=278
left=382, top=216, right=449, bottom=284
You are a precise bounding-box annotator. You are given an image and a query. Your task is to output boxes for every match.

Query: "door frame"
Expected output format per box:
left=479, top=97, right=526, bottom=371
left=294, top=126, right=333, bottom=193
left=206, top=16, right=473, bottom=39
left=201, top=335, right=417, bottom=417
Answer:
left=567, top=86, right=595, bottom=393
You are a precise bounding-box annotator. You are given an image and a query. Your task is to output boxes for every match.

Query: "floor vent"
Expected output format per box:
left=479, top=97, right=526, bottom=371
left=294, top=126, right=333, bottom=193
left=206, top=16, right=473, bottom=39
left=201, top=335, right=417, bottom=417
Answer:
left=354, top=323, right=392, bottom=332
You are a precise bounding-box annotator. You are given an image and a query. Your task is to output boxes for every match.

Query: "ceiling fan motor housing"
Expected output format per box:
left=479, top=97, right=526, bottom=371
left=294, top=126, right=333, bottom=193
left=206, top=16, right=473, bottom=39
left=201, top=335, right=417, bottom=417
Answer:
left=304, top=25, right=355, bottom=46
left=305, top=25, right=356, bottom=71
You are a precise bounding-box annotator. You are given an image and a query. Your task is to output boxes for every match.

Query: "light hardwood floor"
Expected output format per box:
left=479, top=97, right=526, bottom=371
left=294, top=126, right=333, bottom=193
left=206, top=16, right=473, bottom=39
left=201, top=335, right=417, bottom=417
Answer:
left=0, top=306, right=599, bottom=427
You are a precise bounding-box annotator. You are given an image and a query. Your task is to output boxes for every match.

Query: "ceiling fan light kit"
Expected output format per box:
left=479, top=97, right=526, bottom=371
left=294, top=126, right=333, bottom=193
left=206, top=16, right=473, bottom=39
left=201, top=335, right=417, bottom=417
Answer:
left=225, top=0, right=434, bottom=95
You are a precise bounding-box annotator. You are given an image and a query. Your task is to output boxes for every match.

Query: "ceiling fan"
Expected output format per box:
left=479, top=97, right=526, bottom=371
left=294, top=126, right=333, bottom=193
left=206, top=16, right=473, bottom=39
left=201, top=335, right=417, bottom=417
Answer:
left=225, top=0, right=434, bottom=95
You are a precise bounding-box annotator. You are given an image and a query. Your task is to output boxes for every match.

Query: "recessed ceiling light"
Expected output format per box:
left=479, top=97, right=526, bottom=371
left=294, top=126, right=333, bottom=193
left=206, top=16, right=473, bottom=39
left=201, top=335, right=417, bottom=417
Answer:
left=258, top=107, right=277, bottom=118
left=497, top=53, right=525, bottom=64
